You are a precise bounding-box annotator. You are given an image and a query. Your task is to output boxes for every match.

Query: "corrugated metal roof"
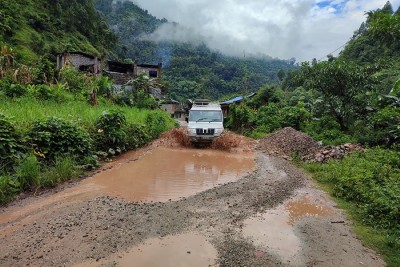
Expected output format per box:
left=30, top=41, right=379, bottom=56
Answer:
left=219, top=93, right=256, bottom=105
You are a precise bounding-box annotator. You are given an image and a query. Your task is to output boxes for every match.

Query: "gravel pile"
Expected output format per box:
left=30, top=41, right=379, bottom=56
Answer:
left=258, top=127, right=322, bottom=159
left=259, top=127, right=363, bottom=162
left=304, top=143, right=363, bottom=162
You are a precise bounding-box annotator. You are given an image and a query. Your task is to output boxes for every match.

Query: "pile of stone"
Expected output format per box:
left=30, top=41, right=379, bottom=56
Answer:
left=304, top=143, right=363, bottom=163
left=259, top=127, right=363, bottom=162
left=258, top=127, right=322, bottom=160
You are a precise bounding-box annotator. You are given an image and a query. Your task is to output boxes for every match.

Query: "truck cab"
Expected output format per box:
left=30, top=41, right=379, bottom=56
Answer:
left=187, top=99, right=224, bottom=143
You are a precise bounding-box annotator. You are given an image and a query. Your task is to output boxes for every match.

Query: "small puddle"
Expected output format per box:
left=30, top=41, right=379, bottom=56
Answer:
left=287, top=196, right=335, bottom=224
left=243, top=195, right=335, bottom=265
left=83, top=147, right=255, bottom=202
left=74, top=233, right=218, bottom=267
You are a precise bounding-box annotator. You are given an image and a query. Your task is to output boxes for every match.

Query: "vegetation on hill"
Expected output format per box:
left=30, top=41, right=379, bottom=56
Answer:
left=95, top=0, right=297, bottom=101
left=0, top=0, right=117, bottom=63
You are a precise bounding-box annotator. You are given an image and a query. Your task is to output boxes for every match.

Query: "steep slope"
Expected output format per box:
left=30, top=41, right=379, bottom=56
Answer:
left=0, top=0, right=117, bottom=62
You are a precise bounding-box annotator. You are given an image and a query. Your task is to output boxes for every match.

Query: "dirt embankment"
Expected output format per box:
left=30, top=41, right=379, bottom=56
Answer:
left=0, top=128, right=384, bottom=267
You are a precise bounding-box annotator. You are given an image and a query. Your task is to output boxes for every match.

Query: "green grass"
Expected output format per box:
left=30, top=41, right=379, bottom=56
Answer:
left=0, top=96, right=173, bottom=131
left=303, top=148, right=400, bottom=266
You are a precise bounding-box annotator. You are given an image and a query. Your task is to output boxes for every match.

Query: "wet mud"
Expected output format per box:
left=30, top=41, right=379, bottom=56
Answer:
left=0, top=132, right=385, bottom=267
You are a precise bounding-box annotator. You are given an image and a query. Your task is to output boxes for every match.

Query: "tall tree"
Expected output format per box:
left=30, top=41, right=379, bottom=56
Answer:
left=301, top=60, right=377, bottom=131
left=381, top=1, right=394, bottom=14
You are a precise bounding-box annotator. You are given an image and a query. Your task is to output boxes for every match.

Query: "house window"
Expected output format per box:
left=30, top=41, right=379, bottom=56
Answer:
left=149, top=70, right=158, bottom=77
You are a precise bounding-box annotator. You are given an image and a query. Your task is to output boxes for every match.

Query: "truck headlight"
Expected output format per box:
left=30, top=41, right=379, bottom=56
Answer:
left=215, top=128, right=224, bottom=135
left=188, top=128, right=197, bottom=134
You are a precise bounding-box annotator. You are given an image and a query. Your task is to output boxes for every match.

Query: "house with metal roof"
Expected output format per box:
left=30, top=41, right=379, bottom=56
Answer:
left=219, top=93, right=256, bottom=118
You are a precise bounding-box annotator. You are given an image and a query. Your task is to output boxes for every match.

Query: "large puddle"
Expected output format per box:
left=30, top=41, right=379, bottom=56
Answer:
left=243, top=194, right=335, bottom=265
left=0, top=147, right=254, bottom=238
left=74, top=233, right=218, bottom=267
left=83, top=147, right=255, bottom=202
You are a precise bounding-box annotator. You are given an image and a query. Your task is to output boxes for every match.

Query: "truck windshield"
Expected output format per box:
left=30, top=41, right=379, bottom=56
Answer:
left=189, top=110, right=222, bottom=122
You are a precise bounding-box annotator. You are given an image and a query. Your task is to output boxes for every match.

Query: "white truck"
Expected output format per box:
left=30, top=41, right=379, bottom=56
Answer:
left=186, top=99, right=224, bottom=143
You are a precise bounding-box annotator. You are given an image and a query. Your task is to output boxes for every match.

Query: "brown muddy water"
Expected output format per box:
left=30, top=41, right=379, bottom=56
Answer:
left=74, top=233, right=218, bottom=267
left=83, top=147, right=255, bottom=202
left=242, top=194, right=335, bottom=265
left=0, top=147, right=254, bottom=238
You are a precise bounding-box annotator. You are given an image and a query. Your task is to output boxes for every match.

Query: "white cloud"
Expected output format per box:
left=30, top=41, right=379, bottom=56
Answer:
left=133, top=0, right=400, bottom=62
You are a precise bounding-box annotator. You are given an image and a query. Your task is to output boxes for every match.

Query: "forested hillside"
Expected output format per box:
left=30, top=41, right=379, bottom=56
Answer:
left=95, top=0, right=296, bottom=101
left=0, top=0, right=116, bottom=63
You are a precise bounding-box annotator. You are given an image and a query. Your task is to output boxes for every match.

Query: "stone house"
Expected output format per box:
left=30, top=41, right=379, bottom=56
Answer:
left=135, top=63, right=162, bottom=78
left=56, top=52, right=102, bottom=74
left=105, top=61, right=165, bottom=99
left=161, top=99, right=186, bottom=119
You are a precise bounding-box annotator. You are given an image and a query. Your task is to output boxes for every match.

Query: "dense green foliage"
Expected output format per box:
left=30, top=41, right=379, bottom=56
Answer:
left=0, top=114, right=25, bottom=173
left=29, top=117, right=93, bottom=162
left=0, top=0, right=116, bottom=63
left=95, top=0, right=296, bottom=101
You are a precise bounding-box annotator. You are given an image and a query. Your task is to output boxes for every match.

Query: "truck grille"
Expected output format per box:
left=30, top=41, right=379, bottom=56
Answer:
left=196, top=128, right=215, bottom=135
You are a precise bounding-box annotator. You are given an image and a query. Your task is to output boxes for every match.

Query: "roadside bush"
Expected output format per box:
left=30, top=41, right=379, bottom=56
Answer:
left=145, top=112, right=168, bottom=139
left=0, top=175, right=20, bottom=204
left=94, top=110, right=127, bottom=155
left=304, top=148, right=400, bottom=240
left=125, top=123, right=150, bottom=149
left=29, top=117, right=93, bottom=162
left=0, top=113, right=25, bottom=173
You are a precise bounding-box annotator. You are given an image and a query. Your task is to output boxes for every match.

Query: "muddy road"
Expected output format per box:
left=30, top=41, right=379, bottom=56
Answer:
left=0, top=132, right=385, bottom=267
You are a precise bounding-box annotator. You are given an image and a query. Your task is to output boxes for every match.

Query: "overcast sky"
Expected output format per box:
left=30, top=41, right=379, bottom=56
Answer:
left=132, top=0, right=400, bottom=62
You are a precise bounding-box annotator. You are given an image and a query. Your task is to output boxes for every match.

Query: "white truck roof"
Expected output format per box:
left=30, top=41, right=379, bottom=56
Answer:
left=191, top=103, right=221, bottom=111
